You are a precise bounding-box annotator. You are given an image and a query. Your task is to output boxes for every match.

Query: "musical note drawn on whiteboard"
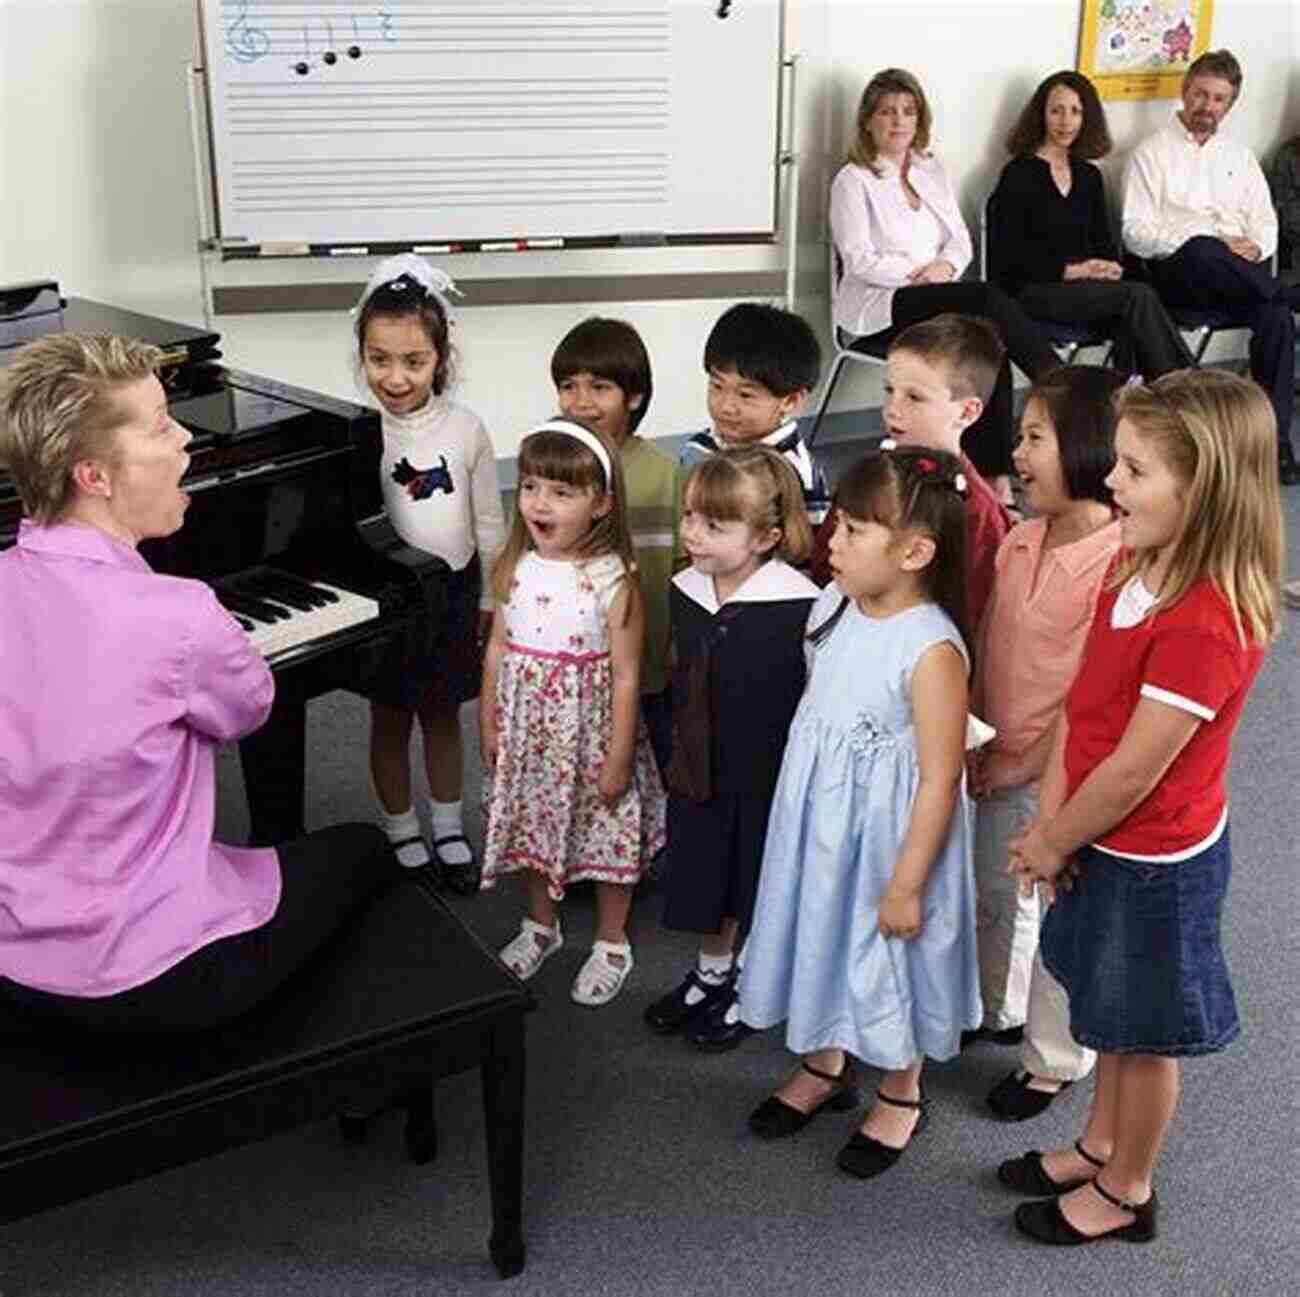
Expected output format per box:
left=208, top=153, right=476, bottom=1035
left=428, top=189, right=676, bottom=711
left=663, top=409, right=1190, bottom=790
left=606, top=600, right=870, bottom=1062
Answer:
left=225, top=0, right=270, bottom=63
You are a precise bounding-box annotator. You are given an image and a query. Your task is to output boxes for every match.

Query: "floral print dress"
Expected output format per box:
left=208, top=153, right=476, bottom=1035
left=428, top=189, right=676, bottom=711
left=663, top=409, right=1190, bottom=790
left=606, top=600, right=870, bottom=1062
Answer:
left=481, top=552, right=666, bottom=899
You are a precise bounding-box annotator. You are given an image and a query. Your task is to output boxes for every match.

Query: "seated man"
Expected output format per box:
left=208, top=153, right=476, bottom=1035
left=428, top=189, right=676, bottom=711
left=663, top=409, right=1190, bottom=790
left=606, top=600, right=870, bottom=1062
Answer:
left=1122, top=49, right=1300, bottom=485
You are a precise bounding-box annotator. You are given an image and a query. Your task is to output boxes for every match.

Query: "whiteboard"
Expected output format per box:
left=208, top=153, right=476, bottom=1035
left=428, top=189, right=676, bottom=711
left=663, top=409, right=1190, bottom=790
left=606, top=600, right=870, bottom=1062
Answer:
left=198, top=1, right=783, bottom=253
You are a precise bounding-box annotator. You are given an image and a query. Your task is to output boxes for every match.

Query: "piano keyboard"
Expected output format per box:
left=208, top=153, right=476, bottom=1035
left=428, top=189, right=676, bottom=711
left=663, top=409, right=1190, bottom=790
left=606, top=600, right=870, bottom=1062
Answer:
left=214, top=569, right=380, bottom=660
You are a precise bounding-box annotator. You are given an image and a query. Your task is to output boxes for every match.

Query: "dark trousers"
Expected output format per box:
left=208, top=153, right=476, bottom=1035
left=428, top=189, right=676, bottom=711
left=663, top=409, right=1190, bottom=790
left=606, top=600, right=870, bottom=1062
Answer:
left=1147, top=236, right=1297, bottom=462
left=1016, top=279, right=1194, bottom=378
left=851, top=282, right=1061, bottom=477
left=0, top=823, right=399, bottom=1035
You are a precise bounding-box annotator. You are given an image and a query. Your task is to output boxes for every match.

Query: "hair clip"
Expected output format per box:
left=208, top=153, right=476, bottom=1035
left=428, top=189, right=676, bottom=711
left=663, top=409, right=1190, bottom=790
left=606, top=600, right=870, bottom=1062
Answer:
left=1123, top=373, right=1145, bottom=389
left=879, top=437, right=897, bottom=451
left=953, top=472, right=968, bottom=496
left=916, top=456, right=938, bottom=474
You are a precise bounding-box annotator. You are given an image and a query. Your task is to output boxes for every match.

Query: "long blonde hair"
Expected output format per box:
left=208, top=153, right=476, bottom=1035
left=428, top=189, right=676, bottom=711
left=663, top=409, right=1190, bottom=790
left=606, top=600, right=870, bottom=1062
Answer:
left=846, top=68, right=932, bottom=175
left=682, top=445, right=813, bottom=565
left=490, top=419, right=641, bottom=621
left=1111, top=370, right=1283, bottom=645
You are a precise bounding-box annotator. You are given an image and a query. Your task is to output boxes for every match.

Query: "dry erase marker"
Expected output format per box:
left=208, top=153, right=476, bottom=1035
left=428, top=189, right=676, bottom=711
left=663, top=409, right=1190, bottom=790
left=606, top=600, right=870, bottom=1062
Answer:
left=329, top=245, right=370, bottom=256
left=260, top=241, right=311, bottom=257
left=527, top=237, right=564, bottom=249
left=414, top=243, right=464, bottom=254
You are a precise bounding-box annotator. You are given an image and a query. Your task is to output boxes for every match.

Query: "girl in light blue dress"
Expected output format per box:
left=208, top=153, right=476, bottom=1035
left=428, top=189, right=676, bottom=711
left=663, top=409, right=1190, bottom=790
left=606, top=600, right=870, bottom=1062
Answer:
left=739, top=445, right=985, bottom=1180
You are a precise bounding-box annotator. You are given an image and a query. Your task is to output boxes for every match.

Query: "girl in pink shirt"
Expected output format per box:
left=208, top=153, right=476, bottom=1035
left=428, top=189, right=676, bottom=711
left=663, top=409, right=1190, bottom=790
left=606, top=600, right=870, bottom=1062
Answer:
left=969, top=368, right=1124, bottom=1118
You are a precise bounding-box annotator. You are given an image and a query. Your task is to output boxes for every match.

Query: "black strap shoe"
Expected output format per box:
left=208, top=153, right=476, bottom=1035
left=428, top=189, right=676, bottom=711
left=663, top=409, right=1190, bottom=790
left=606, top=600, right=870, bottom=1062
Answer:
left=836, top=1087, right=930, bottom=1180
left=748, top=1055, right=859, bottom=1139
left=684, top=987, right=754, bottom=1053
left=1014, top=1178, right=1157, bottom=1245
left=997, top=1139, right=1104, bottom=1195
left=643, top=968, right=730, bottom=1035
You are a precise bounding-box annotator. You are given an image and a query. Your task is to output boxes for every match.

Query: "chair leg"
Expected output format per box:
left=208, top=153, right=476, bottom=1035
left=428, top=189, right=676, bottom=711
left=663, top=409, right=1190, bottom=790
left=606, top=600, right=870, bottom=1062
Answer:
left=807, top=352, right=849, bottom=449
left=1189, top=326, right=1214, bottom=365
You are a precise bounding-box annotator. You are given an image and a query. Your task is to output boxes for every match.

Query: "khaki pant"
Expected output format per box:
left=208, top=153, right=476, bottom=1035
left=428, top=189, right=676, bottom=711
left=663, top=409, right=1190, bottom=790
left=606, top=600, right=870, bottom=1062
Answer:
left=974, top=783, right=1095, bottom=1082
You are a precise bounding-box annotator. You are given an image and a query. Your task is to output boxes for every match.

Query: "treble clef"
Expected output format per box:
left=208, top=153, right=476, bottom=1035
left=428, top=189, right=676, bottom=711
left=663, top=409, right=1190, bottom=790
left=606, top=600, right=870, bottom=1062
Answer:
left=226, top=0, right=271, bottom=63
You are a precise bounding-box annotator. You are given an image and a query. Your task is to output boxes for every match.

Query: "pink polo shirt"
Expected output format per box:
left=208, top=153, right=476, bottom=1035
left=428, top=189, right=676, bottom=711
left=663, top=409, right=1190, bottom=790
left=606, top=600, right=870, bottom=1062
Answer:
left=975, top=515, right=1121, bottom=791
left=0, top=521, right=281, bottom=997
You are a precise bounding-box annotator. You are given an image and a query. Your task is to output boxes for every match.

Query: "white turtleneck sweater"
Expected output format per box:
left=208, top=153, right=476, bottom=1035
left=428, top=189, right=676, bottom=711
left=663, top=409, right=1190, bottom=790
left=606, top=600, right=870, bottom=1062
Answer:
left=376, top=395, right=506, bottom=610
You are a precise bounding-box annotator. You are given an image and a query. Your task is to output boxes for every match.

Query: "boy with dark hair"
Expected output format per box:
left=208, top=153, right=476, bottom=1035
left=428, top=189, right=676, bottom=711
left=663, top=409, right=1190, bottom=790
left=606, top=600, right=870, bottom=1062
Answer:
left=680, top=302, right=829, bottom=524
left=551, top=316, right=680, bottom=771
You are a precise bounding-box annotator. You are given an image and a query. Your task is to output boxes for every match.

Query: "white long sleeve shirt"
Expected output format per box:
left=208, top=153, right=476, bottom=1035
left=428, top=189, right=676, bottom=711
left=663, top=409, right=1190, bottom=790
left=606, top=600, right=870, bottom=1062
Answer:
left=829, top=154, right=973, bottom=339
left=1121, top=112, right=1277, bottom=262
left=377, top=395, right=506, bottom=609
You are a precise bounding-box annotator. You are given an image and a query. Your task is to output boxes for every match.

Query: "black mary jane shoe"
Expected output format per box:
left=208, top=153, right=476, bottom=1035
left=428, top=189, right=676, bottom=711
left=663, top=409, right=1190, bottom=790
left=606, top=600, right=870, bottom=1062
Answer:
left=432, top=834, right=480, bottom=896
left=836, top=1087, right=930, bottom=1180
left=748, top=1056, right=859, bottom=1140
left=987, top=1070, right=1074, bottom=1122
left=997, top=1139, right=1105, bottom=1196
left=685, top=988, right=755, bottom=1053
left=1014, top=1178, right=1158, bottom=1245
left=643, top=969, right=731, bottom=1036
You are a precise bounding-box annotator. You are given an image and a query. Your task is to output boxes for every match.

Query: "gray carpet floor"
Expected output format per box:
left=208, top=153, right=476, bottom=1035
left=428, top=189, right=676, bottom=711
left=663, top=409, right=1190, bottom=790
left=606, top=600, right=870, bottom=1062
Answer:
left=3, top=440, right=1297, bottom=1296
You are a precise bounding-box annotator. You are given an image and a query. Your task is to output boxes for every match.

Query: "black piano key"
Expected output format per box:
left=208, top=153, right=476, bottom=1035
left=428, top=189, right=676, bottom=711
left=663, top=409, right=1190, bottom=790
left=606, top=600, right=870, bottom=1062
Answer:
left=235, top=614, right=255, bottom=632
left=264, top=571, right=338, bottom=607
left=235, top=574, right=316, bottom=612
left=217, top=590, right=294, bottom=623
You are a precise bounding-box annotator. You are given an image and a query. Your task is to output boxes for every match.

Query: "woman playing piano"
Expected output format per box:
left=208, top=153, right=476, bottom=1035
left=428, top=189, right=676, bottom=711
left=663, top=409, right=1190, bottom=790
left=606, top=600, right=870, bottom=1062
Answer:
left=0, top=333, right=397, bottom=1032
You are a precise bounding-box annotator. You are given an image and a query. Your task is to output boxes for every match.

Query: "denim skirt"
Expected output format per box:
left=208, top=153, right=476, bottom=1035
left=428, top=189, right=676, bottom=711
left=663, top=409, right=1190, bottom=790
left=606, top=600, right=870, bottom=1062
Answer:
left=1039, top=829, right=1239, bottom=1057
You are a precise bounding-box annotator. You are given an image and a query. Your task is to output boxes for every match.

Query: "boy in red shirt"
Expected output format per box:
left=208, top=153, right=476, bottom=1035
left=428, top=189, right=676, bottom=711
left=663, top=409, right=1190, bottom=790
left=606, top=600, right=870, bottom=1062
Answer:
left=812, top=314, right=1010, bottom=639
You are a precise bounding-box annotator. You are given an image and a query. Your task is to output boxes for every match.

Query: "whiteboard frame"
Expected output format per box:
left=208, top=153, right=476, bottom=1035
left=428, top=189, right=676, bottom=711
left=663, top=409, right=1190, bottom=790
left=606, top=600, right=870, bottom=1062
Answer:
left=193, top=0, right=787, bottom=261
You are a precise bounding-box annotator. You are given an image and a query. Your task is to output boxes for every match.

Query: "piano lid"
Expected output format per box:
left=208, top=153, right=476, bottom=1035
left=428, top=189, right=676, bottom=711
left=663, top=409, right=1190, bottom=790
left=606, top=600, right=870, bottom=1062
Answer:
left=0, top=298, right=221, bottom=369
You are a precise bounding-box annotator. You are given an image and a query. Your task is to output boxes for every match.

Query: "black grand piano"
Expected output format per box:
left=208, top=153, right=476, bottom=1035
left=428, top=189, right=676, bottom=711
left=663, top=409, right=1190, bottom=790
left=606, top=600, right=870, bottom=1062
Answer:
left=0, top=297, right=446, bottom=846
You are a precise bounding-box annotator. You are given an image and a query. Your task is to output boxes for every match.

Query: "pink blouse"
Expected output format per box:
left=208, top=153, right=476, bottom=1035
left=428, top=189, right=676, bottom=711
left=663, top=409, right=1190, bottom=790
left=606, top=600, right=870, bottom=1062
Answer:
left=0, top=521, right=281, bottom=996
left=975, top=516, right=1121, bottom=791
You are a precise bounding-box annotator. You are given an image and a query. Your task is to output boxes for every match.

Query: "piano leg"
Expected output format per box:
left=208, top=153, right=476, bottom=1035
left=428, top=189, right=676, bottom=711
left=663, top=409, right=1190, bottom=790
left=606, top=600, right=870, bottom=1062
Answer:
left=239, top=700, right=308, bottom=847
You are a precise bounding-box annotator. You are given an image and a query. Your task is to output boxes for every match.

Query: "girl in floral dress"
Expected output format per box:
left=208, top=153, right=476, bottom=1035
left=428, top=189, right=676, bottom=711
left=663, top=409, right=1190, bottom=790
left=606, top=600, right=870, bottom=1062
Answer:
left=480, top=419, right=666, bottom=1005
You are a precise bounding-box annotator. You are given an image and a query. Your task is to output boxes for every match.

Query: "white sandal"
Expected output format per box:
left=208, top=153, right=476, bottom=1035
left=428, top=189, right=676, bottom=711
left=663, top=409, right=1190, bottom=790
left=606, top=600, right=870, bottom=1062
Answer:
left=570, top=940, right=634, bottom=1006
left=498, top=918, right=562, bottom=980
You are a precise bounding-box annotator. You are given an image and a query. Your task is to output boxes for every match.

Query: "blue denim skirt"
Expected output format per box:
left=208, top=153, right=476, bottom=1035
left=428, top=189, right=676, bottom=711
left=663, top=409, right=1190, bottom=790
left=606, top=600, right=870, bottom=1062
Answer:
left=1039, top=829, right=1239, bottom=1057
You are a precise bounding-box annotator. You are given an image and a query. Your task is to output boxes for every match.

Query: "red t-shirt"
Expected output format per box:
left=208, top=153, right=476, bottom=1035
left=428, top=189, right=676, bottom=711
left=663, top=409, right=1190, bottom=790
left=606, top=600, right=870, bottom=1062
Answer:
left=961, top=455, right=1010, bottom=641
left=1063, top=572, right=1265, bottom=857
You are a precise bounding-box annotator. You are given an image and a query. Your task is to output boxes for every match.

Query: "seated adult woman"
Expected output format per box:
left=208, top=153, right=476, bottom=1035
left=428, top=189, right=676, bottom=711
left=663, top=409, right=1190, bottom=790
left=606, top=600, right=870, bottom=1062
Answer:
left=0, top=333, right=397, bottom=1034
left=830, top=67, right=1060, bottom=498
left=989, top=69, right=1192, bottom=378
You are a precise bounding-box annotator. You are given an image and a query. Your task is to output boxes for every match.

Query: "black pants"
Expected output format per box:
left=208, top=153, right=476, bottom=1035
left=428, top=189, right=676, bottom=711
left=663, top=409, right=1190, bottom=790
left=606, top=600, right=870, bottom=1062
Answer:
left=1147, top=236, right=1297, bottom=463
left=0, top=823, right=399, bottom=1035
left=1015, top=279, right=1194, bottom=378
left=851, top=282, right=1061, bottom=477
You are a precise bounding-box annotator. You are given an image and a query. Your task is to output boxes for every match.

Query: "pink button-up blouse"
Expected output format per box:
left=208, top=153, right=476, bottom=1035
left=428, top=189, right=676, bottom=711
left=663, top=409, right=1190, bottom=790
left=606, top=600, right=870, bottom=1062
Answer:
left=0, top=521, right=281, bottom=996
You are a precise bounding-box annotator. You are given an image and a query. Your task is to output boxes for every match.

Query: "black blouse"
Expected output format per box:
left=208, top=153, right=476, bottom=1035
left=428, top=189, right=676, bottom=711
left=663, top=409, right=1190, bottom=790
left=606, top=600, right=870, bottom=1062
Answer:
left=987, top=155, right=1119, bottom=297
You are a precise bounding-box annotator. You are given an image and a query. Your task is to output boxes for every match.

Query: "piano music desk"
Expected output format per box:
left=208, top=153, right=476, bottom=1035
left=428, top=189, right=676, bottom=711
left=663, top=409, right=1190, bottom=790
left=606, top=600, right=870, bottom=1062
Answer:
left=0, top=877, right=533, bottom=1280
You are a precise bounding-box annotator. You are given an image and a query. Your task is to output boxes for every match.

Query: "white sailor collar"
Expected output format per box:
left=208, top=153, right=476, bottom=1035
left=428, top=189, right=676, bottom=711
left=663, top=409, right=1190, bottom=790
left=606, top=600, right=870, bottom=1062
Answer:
left=673, top=558, right=819, bottom=613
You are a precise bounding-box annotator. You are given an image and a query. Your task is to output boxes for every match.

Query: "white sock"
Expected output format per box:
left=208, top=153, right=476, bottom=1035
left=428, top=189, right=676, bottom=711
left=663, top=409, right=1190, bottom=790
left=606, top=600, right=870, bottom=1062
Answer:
left=380, top=807, right=429, bottom=869
left=683, top=951, right=733, bottom=1005
left=430, top=799, right=472, bottom=865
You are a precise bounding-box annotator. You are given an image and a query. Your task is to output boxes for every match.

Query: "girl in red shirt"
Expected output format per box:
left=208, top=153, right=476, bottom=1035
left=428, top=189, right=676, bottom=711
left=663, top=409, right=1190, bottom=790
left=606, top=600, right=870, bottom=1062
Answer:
left=1002, top=370, right=1283, bottom=1246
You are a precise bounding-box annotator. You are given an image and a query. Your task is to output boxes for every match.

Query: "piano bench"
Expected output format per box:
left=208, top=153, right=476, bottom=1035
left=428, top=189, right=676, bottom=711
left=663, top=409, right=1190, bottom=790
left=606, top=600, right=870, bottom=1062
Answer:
left=0, top=877, right=534, bottom=1281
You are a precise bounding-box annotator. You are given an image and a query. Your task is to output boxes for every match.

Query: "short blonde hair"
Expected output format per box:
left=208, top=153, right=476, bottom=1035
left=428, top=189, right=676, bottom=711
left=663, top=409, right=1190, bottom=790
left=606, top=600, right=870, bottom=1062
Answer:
left=0, top=333, right=162, bottom=524
left=1112, top=369, right=1283, bottom=645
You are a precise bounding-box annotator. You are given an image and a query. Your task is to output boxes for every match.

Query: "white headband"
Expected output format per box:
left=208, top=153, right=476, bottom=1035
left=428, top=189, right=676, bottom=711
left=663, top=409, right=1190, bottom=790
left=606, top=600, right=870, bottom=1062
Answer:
left=527, top=419, right=613, bottom=488
left=353, top=253, right=463, bottom=325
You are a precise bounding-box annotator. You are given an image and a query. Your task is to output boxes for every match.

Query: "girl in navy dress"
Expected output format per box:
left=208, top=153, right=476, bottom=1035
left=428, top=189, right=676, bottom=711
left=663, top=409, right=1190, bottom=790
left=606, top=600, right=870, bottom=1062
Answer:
left=1005, top=370, right=1283, bottom=1244
left=644, top=447, right=817, bottom=1051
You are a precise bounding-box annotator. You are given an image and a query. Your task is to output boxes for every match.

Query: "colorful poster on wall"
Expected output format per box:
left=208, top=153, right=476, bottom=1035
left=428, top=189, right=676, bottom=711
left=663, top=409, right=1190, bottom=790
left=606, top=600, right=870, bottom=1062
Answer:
left=1078, top=0, right=1215, bottom=100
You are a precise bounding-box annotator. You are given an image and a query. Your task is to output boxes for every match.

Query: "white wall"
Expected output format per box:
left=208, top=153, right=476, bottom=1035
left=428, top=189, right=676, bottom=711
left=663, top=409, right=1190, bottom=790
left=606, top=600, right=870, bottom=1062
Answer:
left=3, top=0, right=1296, bottom=455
